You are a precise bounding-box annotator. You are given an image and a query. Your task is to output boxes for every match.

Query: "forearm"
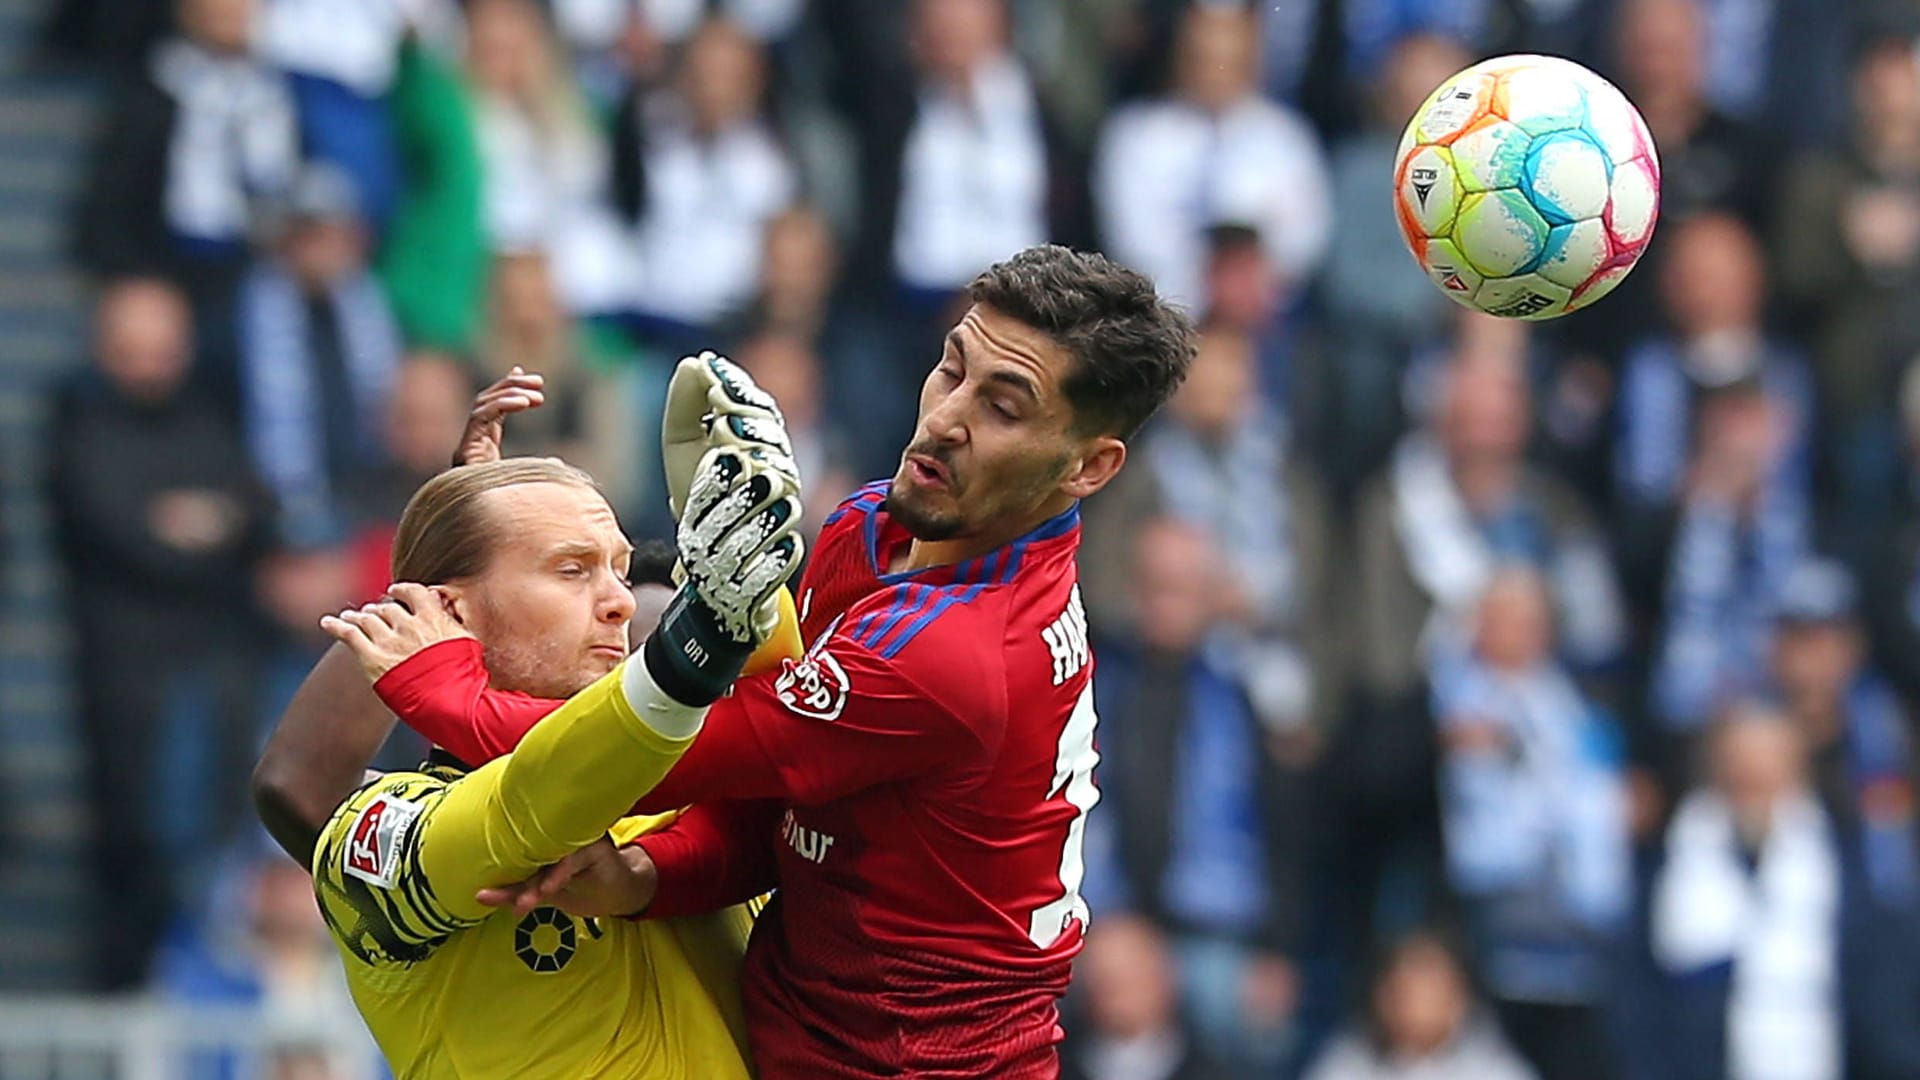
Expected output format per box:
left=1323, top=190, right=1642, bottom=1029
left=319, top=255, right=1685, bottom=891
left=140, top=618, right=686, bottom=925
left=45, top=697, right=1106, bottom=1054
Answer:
left=253, top=643, right=399, bottom=865
left=416, top=656, right=703, bottom=921
left=374, top=638, right=552, bottom=767
left=634, top=799, right=783, bottom=919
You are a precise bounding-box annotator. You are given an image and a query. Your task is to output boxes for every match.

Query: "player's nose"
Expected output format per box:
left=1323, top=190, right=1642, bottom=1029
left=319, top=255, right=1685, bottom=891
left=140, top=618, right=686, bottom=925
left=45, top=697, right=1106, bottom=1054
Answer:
left=596, top=572, right=636, bottom=624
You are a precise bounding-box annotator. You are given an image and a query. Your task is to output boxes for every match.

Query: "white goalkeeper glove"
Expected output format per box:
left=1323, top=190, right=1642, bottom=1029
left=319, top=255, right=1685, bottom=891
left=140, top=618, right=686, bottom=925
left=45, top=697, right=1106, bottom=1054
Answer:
left=643, top=446, right=804, bottom=706
left=660, top=351, right=795, bottom=522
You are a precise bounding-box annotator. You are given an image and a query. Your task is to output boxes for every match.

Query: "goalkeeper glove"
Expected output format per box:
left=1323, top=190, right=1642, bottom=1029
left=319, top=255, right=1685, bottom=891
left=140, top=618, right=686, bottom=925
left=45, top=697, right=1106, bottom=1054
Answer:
left=644, top=446, right=805, bottom=707
left=660, top=350, right=794, bottom=522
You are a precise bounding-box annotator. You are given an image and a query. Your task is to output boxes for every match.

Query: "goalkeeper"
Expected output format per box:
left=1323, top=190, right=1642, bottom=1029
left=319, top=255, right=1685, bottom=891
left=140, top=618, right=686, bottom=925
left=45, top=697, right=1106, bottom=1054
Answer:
left=301, top=438, right=801, bottom=1080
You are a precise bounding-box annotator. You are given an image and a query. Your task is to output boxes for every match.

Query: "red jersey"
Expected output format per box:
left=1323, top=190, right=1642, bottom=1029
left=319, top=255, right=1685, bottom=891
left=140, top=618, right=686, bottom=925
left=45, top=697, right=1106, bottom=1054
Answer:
left=369, top=481, right=1103, bottom=1078
left=638, top=481, right=1101, bottom=1078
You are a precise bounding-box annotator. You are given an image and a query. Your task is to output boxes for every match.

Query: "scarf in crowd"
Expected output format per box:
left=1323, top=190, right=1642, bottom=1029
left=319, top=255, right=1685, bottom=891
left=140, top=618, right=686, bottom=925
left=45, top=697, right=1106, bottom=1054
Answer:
left=1653, top=791, right=1842, bottom=1080
left=151, top=39, right=298, bottom=245
left=240, top=267, right=399, bottom=541
left=1392, top=436, right=1626, bottom=671
left=1148, top=412, right=1310, bottom=729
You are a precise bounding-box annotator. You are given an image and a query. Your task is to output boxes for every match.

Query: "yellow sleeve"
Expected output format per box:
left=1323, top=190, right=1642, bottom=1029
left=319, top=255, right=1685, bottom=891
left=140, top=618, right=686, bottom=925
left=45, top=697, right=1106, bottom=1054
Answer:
left=741, top=586, right=803, bottom=677
left=409, top=658, right=698, bottom=923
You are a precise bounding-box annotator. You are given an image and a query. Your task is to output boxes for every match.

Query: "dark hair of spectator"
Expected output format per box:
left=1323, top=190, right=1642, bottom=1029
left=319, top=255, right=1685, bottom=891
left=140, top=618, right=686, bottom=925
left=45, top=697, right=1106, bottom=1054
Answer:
left=390, top=458, right=602, bottom=584
left=628, top=539, right=679, bottom=589
left=967, top=245, right=1197, bottom=441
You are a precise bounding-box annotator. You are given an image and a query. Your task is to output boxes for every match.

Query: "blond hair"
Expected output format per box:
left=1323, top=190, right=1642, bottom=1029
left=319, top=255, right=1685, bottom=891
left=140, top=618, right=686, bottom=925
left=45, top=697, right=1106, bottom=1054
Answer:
left=391, top=458, right=602, bottom=584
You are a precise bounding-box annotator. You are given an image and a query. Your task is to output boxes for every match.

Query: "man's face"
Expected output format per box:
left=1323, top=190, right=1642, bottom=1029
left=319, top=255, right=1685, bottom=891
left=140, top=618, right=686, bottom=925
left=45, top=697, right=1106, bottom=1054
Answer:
left=887, top=304, right=1086, bottom=543
left=1773, top=621, right=1864, bottom=703
left=449, top=482, right=635, bottom=700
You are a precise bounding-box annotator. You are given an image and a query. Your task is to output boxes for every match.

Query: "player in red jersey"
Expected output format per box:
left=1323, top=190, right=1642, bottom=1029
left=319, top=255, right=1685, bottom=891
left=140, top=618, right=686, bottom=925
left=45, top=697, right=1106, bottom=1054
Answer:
left=381, top=245, right=1195, bottom=1077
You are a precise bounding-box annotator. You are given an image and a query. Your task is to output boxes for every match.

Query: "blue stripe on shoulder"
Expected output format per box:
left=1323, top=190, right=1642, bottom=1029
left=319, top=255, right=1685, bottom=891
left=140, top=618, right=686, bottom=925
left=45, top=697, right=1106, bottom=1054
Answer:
left=855, top=584, right=936, bottom=651
left=822, top=479, right=892, bottom=527
left=876, top=579, right=996, bottom=659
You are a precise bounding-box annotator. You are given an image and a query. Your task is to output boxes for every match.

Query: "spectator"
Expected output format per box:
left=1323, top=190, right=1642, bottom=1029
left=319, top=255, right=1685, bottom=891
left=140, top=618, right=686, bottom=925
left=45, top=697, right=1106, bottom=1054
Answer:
left=341, top=350, right=476, bottom=603
left=604, top=17, right=796, bottom=338
left=49, top=278, right=273, bottom=990
left=464, top=0, right=609, bottom=257
left=726, top=204, right=843, bottom=344
left=732, top=329, right=858, bottom=533
left=1646, top=376, right=1811, bottom=737
left=1566, top=0, right=1775, bottom=366
left=1085, top=518, right=1304, bottom=1076
left=1311, top=32, right=1468, bottom=493
left=73, top=0, right=297, bottom=303
left=1692, top=0, right=1851, bottom=146
left=1301, top=932, right=1537, bottom=1080
left=1354, top=321, right=1626, bottom=705
left=1061, top=914, right=1229, bottom=1080
left=152, top=846, right=374, bottom=1079
left=1768, top=558, right=1918, bottom=908
left=236, top=163, right=402, bottom=546
left=1775, top=20, right=1920, bottom=514
left=1084, top=323, right=1343, bottom=748
left=1094, top=3, right=1331, bottom=315
left=1428, top=568, right=1630, bottom=1080
left=828, top=0, right=1078, bottom=465
left=859, top=0, right=1067, bottom=297
left=1649, top=704, right=1851, bottom=1080
left=1611, top=0, right=1774, bottom=232
left=1613, top=213, right=1813, bottom=594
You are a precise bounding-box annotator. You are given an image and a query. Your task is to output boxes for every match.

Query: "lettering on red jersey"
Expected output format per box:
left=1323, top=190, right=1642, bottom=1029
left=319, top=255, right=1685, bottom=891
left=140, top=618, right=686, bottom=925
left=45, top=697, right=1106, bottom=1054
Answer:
left=343, top=793, right=423, bottom=890
left=1039, top=585, right=1091, bottom=686
left=780, top=809, right=838, bottom=864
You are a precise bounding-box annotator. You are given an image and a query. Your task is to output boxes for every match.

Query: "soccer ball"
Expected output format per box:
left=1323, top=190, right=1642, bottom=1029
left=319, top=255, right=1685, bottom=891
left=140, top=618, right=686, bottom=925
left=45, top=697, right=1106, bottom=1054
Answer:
left=1392, top=54, right=1660, bottom=320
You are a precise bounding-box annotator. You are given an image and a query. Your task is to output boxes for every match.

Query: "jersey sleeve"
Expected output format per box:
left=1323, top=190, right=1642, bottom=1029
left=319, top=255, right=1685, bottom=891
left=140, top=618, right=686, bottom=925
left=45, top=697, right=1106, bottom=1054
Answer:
left=373, top=638, right=559, bottom=767
left=315, top=660, right=699, bottom=949
left=635, top=611, right=998, bottom=812
left=370, top=591, right=804, bottom=769
left=635, top=798, right=783, bottom=919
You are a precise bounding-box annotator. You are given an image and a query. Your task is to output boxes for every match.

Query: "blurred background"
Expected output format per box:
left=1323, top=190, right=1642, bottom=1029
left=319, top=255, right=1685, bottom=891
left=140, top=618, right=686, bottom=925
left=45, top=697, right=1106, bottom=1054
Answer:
left=1, top=0, right=1920, bottom=1076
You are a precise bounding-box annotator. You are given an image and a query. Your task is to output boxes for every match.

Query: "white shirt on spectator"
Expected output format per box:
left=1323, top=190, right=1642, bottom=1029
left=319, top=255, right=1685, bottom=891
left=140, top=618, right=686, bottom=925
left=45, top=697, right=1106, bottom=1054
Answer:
left=1096, top=94, right=1331, bottom=313
left=632, top=110, right=796, bottom=326
left=474, top=94, right=609, bottom=254
left=892, top=54, right=1050, bottom=293
left=260, top=0, right=452, bottom=95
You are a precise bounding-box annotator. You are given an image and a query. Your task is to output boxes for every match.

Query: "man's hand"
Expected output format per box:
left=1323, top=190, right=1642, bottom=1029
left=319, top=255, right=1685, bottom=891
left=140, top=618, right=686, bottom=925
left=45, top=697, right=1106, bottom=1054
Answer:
left=661, top=351, right=794, bottom=521
left=319, top=582, right=474, bottom=683
left=644, top=445, right=805, bottom=706
left=455, top=367, right=547, bottom=467
left=475, top=836, right=660, bottom=919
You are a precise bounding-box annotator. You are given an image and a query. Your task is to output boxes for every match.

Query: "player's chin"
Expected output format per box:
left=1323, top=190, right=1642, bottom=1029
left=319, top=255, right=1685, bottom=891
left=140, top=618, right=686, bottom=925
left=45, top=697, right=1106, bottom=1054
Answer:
left=584, top=646, right=627, bottom=679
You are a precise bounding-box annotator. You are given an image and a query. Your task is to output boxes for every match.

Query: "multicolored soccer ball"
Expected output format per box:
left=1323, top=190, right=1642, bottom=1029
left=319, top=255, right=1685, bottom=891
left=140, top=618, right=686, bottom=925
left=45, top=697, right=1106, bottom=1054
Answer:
left=1392, top=54, right=1660, bottom=320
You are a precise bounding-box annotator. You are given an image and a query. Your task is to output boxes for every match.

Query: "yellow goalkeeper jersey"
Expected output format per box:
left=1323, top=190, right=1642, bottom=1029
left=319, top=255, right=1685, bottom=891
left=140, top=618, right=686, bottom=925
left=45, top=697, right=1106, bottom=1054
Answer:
left=311, top=664, right=756, bottom=1080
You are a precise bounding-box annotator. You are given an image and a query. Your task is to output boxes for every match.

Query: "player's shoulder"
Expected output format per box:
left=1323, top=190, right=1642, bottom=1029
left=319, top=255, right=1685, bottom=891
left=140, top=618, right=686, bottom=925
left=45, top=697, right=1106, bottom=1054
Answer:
left=314, top=771, right=470, bottom=967
left=821, top=480, right=892, bottom=530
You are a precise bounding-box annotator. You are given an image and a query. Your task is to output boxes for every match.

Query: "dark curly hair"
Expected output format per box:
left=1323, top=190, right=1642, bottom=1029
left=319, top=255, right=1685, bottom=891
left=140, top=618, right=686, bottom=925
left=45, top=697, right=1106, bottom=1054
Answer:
left=967, top=245, right=1197, bottom=441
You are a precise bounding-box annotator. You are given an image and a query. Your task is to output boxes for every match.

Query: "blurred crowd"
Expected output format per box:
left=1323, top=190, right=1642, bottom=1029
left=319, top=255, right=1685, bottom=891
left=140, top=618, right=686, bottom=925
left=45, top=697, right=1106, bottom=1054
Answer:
left=25, top=0, right=1920, bottom=1076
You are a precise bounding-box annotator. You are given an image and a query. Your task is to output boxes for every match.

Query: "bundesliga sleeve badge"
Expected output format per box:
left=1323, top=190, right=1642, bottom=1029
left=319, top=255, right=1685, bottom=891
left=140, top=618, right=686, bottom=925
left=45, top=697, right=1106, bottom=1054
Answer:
left=344, top=792, right=424, bottom=890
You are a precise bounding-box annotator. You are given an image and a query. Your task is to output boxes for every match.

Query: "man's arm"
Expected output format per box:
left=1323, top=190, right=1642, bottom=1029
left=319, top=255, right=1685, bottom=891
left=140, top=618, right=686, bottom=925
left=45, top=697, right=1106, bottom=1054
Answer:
left=635, top=799, right=784, bottom=918
left=368, top=589, right=805, bottom=771
left=253, top=642, right=400, bottom=865
left=631, top=631, right=988, bottom=814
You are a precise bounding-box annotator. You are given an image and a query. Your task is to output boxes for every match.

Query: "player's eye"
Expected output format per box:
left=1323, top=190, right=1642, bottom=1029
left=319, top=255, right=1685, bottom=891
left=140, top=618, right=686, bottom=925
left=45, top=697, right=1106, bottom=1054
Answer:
left=936, top=365, right=961, bottom=382
left=990, top=400, right=1018, bottom=421
left=557, top=563, right=588, bottom=579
